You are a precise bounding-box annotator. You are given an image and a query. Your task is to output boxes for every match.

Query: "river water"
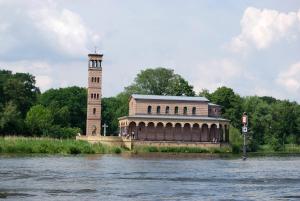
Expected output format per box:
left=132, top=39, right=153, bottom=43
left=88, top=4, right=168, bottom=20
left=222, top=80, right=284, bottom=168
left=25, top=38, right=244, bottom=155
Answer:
left=0, top=154, right=300, bottom=201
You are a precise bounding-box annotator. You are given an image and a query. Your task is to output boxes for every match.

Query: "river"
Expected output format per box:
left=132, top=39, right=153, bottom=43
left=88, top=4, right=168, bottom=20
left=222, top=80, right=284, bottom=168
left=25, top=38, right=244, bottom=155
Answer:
left=0, top=154, right=300, bottom=200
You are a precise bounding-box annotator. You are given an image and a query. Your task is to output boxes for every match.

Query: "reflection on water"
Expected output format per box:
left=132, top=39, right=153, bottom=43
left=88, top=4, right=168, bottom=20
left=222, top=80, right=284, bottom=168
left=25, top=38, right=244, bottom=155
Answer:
left=0, top=154, right=300, bottom=201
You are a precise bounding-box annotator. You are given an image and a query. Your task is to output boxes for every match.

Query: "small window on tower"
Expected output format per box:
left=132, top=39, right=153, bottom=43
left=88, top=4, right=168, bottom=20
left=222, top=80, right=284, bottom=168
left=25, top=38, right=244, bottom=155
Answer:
left=97, top=94, right=99, bottom=99
left=97, top=77, right=100, bottom=83
left=91, top=93, right=93, bottom=99
left=93, top=108, right=96, bottom=115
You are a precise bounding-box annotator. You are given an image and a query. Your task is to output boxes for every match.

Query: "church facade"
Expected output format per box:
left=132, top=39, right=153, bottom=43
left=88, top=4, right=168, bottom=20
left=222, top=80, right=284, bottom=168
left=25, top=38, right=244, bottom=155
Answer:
left=82, top=52, right=230, bottom=147
left=118, top=94, right=230, bottom=143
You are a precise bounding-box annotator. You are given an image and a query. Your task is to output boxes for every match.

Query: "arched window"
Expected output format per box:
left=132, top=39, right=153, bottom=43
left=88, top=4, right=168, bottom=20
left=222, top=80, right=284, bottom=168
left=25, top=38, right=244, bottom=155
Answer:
left=147, top=106, right=152, bottom=114
left=91, top=77, right=94, bottom=82
left=183, top=107, right=187, bottom=115
left=89, top=60, right=93, bottom=67
left=174, top=106, right=178, bottom=114
left=192, top=107, right=196, bottom=115
left=97, top=94, right=99, bottom=99
left=165, top=106, right=169, bottom=114
left=93, top=108, right=96, bottom=115
left=97, top=77, right=100, bottom=83
left=93, top=93, right=96, bottom=99
left=157, top=106, right=161, bottom=114
left=91, top=93, right=93, bottom=99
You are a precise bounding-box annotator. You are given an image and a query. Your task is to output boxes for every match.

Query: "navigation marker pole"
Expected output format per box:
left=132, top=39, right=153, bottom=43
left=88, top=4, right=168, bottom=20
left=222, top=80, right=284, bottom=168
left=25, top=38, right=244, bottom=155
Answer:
left=242, top=112, right=248, bottom=161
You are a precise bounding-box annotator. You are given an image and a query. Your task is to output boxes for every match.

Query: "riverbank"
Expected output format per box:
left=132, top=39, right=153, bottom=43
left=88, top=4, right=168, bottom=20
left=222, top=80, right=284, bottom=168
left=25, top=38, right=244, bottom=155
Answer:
left=0, top=137, right=123, bottom=155
left=1, top=137, right=300, bottom=156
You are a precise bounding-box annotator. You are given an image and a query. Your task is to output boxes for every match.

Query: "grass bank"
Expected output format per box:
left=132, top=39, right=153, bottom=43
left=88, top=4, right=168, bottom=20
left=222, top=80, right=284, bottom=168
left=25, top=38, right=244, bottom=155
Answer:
left=132, top=145, right=231, bottom=154
left=0, top=137, right=123, bottom=155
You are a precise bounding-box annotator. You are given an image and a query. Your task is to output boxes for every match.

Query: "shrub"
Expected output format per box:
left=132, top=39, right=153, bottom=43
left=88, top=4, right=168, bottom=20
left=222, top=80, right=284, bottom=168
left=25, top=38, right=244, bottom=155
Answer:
left=69, top=146, right=81, bottom=154
left=112, top=147, right=122, bottom=154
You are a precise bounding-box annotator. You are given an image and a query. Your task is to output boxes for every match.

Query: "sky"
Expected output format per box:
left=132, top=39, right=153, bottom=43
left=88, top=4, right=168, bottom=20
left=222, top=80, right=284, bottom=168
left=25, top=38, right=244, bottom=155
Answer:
left=0, top=0, right=300, bottom=102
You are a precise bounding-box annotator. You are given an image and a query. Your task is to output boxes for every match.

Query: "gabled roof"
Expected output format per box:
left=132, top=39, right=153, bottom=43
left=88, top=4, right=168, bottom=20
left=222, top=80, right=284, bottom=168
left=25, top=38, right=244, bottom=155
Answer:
left=131, top=94, right=209, bottom=102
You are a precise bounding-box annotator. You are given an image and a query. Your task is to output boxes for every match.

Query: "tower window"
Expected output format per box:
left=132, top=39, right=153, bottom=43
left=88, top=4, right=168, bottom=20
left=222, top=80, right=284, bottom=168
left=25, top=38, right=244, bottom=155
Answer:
left=97, top=94, right=99, bottom=99
left=93, top=93, right=96, bottom=99
left=165, top=106, right=169, bottom=114
left=157, top=106, right=161, bottom=114
left=91, top=93, right=93, bottom=99
left=89, top=60, right=93, bottom=67
left=192, top=107, right=196, bottom=115
left=93, top=108, right=96, bottom=115
left=175, top=106, right=178, bottom=114
left=147, top=106, right=152, bottom=114
left=183, top=107, right=187, bottom=115
left=97, top=77, right=100, bottom=83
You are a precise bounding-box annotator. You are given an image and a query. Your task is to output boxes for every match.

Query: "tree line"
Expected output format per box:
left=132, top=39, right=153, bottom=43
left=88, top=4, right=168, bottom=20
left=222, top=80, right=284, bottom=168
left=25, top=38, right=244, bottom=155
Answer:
left=0, top=68, right=299, bottom=150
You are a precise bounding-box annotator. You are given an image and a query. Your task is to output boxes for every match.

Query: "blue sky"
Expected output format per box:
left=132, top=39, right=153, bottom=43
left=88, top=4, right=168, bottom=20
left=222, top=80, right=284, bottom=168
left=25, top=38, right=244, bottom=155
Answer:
left=0, top=0, right=300, bottom=102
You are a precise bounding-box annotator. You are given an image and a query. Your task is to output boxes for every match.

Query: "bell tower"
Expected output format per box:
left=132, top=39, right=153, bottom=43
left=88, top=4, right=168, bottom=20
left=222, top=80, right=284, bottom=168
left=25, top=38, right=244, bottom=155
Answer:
left=86, top=53, right=103, bottom=136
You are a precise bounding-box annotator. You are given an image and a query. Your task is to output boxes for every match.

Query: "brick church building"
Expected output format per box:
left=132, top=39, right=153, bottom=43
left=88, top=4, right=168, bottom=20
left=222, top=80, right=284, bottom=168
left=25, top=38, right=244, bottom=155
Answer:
left=118, top=94, right=230, bottom=143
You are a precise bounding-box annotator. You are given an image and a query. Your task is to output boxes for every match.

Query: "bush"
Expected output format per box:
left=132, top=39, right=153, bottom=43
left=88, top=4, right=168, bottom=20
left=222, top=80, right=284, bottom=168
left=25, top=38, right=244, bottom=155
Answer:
left=268, top=136, right=282, bottom=151
left=69, top=146, right=81, bottom=154
left=112, top=147, right=122, bottom=154
left=229, top=126, right=243, bottom=153
left=47, top=126, right=81, bottom=139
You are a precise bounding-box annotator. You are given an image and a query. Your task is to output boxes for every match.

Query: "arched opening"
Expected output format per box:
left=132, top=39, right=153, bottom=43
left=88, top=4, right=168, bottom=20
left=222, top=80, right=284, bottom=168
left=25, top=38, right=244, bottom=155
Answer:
left=183, top=107, right=187, bottom=115
left=91, top=93, right=93, bottom=99
left=91, top=77, right=94, bottom=82
left=157, top=106, right=161, bottom=114
left=210, top=124, right=218, bottom=142
left=128, top=122, right=137, bottom=139
left=97, top=94, right=99, bottom=99
left=183, top=123, right=191, bottom=141
left=147, top=122, right=155, bottom=140
left=147, top=106, right=152, bottom=114
left=192, top=123, right=201, bottom=142
left=93, top=108, right=96, bottom=115
left=201, top=124, right=209, bottom=142
left=174, top=106, right=179, bottom=114
left=97, top=77, right=100, bottom=83
left=138, top=122, right=146, bottom=140
left=156, top=122, right=164, bottom=140
left=174, top=123, right=182, bottom=141
left=165, top=123, right=173, bottom=141
left=192, top=107, right=196, bottom=115
left=165, top=106, right=170, bottom=114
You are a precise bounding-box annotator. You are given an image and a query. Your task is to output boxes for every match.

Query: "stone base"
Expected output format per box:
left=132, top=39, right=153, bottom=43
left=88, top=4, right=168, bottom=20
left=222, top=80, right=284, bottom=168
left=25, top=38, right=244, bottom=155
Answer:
left=76, top=135, right=229, bottom=150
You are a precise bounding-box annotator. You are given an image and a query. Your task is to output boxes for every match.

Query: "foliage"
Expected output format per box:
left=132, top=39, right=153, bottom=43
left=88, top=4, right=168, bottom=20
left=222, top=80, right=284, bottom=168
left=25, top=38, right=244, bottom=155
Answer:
left=38, top=86, right=87, bottom=132
left=0, top=137, right=124, bottom=154
left=124, top=67, right=195, bottom=96
left=25, top=105, right=53, bottom=135
left=0, top=102, right=23, bottom=135
left=229, top=126, right=243, bottom=153
left=206, top=87, right=243, bottom=128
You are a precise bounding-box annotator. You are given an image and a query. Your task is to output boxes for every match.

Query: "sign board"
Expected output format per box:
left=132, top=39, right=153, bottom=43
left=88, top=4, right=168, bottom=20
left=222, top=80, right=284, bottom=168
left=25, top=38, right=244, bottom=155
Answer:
left=242, top=112, right=248, bottom=125
left=242, top=126, right=247, bottom=133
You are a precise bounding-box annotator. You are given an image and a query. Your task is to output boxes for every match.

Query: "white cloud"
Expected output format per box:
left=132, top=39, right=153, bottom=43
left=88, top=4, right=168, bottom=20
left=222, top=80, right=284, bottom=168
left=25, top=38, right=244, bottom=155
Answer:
left=0, top=0, right=99, bottom=58
left=277, top=62, right=300, bottom=93
left=192, top=59, right=242, bottom=92
left=36, top=75, right=53, bottom=91
left=228, top=7, right=300, bottom=53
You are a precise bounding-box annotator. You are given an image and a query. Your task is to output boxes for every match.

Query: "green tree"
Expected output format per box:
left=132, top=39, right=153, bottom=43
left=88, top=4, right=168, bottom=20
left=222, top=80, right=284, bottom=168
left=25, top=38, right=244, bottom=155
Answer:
left=25, top=105, right=53, bottom=135
left=124, top=67, right=195, bottom=96
left=0, top=102, right=23, bottom=135
left=38, top=87, right=87, bottom=131
left=209, top=87, right=243, bottom=128
left=1, top=70, right=40, bottom=117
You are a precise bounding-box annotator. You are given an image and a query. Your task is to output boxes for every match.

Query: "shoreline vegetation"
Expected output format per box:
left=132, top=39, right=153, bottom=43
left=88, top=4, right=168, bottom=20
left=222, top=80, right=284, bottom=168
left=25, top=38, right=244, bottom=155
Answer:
left=1, top=137, right=300, bottom=156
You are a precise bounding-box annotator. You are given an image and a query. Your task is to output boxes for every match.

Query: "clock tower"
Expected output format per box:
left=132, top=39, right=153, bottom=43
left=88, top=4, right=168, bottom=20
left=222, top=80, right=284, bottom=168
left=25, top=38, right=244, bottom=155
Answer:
left=86, top=53, right=102, bottom=136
